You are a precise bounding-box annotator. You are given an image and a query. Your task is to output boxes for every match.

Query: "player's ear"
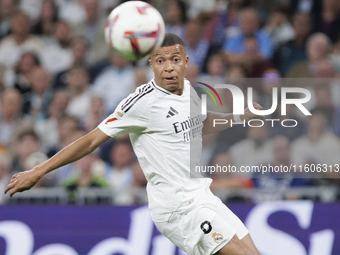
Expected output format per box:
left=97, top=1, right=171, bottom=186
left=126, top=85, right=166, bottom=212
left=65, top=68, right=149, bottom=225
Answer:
left=149, top=57, right=154, bottom=72
left=185, top=55, right=189, bottom=69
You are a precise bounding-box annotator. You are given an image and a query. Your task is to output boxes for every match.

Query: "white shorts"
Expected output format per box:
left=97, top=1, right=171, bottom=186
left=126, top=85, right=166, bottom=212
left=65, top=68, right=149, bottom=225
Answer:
left=154, top=189, right=249, bottom=255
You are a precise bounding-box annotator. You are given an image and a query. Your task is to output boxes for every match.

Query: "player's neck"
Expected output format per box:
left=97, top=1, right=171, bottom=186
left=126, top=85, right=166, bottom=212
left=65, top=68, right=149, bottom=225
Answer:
left=173, top=87, right=184, bottom=96
left=154, top=79, right=184, bottom=96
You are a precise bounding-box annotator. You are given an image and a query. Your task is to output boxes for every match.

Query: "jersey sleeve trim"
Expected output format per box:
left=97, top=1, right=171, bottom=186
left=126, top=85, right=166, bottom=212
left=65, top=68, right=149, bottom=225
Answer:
left=121, top=84, right=154, bottom=113
left=151, top=80, right=171, bottom=95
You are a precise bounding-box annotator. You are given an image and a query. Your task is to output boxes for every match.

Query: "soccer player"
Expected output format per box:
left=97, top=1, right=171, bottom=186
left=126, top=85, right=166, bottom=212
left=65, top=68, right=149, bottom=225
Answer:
left=5, top=34, right=263, bottom=255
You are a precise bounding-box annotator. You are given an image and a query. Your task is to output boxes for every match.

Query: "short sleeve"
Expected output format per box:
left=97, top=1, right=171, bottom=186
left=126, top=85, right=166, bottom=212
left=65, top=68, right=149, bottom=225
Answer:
left=98, top=87, right=152, bottom=138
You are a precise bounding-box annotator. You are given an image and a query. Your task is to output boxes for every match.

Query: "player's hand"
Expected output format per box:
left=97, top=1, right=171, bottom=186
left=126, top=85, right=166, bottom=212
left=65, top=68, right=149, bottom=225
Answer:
left=4, top=168, right=42, bottom=198
left=242, top=102, right=265, bottom=122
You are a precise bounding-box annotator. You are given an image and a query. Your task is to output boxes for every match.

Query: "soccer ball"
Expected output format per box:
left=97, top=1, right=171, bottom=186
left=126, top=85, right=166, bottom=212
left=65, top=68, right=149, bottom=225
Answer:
left=105, top=1, right=165, bottom=61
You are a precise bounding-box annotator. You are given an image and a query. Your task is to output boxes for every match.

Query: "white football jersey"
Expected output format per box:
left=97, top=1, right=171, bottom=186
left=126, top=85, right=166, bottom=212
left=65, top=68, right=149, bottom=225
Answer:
left=98, top=79, right=212, bottom=222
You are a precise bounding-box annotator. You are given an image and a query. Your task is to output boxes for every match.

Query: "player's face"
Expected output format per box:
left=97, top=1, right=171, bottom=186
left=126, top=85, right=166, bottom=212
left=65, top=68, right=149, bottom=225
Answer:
left=149, top=44, right=188, bottom=95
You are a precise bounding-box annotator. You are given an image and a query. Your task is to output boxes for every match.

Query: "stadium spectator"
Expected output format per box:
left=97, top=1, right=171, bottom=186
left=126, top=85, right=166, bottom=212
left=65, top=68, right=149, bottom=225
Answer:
left=12, top=52, right=40, bottom=95
left=92, top=52, right=135, bottom=113
left=165, top=0, right=187, bottom=39
left=57, top=0, right=87, bottom=26
left=271, top=136, right=291, bottom=168
left=0, top=0, right=18, bottom=40
left=53, top=37, right=104, bottom=89
left=263, top=3, right=295, bottom=49
left=204, top=0, right=240, bottom=48
left=65, top=66, right=92, bottom=124
left=199, top=55, right=237, bottom=114
left=226, top=64, right=247, bottom=79
left=72, top=36, right=110, bottom=83
left=199, top=51, right=226, bottom=85
left=270, top=103, right=307, bottom=141
left=223, top=8, right=273, bottom=66
left=252, top=136, right=313, bottom=202
left=229, top=124, right=274, bottom=172
left=258, top=68, right=281, bottom=115
left=22, top=66, right=53, bottom=117
left=224, top=64, right=247, bottom=103
left=31, top=0, right=59, bottom=40
left=70, top=37, right=89, bottom=66
left=83, top=95, right=107, bottom=132
left=58, top=116, right=79, bottom=150
left=291, top=107, right=340, bottom=165
left=45, top=90, right=69, bottom=122
left=72, top=0, right=109, bottom=64
left=0, top=13, right=42, bottom=69
left=63, top=152, right=109, bottom=203
left=209, top=152, right=253, bottom=193
left=0, top=89, right=33, bottom=151
left=273, top=12, right=312, bottom=76
left=183, top=19, right=210, bottom=70
left=11, top=129, right=42, bottom=174
left=35, top=90, right=69, bottom=153
left=286, top=33, right=333, bottom=78
left=240, top=35, right=273, bottom=77
left=106, top=139, right=134, bottom=205
left=314, top=0, right=340, bottom=43
left=39, top=21, right=73, bottom=75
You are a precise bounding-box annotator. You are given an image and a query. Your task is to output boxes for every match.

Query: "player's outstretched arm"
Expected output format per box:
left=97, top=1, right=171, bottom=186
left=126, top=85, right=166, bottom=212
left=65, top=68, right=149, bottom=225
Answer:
left=4, top=127, right=111, bottom=198
left=202, top=102, right=265, bottom=135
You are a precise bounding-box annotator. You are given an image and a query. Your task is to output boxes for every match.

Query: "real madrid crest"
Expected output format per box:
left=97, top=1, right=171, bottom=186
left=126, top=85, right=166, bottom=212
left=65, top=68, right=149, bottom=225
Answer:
left=212, top=232, right=223, bottom=243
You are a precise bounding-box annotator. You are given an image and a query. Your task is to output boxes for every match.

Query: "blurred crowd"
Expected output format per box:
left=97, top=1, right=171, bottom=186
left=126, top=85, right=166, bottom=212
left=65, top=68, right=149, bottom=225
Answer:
left=0, top=0, right=340, bottom=205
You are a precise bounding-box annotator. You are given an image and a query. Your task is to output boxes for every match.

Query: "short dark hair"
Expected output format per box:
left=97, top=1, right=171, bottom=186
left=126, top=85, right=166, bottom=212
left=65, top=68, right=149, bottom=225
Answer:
left=160, top=33, right=185, bottom=48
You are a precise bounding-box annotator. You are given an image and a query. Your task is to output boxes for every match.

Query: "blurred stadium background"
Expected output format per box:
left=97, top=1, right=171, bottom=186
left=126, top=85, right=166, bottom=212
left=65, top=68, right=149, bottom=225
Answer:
left=0, top=0, right=339, bottom=254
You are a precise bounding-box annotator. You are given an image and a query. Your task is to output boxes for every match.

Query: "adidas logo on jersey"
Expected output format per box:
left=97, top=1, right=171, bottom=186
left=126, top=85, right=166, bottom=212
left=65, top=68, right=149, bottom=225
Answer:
left=166, top=107, right=179, bottom=118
